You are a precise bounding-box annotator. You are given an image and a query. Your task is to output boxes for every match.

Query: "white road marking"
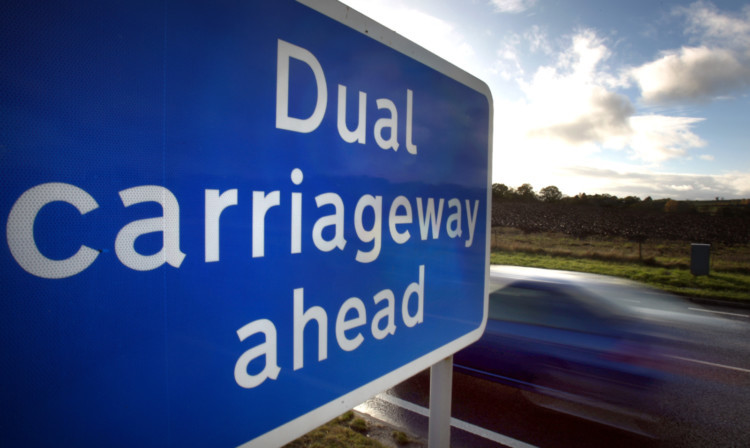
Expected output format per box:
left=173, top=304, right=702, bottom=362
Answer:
left=360, top=393, right=539, bottom=448
left=687, top=307, right=749, bottom=318
left=667, top=355, right=750, bottom=374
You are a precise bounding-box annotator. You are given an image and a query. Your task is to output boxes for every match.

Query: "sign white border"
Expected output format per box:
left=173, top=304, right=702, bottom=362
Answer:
left=239, top=1, right=493, bottom=446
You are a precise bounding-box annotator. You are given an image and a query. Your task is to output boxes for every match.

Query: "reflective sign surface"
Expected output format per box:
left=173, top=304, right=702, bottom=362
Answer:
left=0, top=1, right=491, bottom=446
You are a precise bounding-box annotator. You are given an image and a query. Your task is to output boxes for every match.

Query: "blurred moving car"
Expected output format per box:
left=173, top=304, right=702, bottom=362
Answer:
left=454, top=265, right=740, bottom=436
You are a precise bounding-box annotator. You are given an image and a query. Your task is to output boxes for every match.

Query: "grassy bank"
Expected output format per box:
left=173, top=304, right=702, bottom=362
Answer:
left=490, top=227, right=750, bottom=303
left=284, top=412, right=384, bottom=448
left=285, top=411, right=416, bottom=448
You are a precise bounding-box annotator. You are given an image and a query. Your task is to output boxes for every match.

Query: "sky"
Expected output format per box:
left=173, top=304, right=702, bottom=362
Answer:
left=337, top=0, right=750, bottom=200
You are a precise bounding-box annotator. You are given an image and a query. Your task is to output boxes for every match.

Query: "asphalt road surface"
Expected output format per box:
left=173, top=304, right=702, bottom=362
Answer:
left=357, top=301, right=750, bottom=447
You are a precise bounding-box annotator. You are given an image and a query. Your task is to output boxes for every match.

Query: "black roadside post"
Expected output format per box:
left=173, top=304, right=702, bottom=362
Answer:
left=690, top=243, right=711, bottom=276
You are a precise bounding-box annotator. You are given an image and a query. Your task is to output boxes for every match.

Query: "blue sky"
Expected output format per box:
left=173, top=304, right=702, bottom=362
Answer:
left=338, top=0, right=750, bottom=200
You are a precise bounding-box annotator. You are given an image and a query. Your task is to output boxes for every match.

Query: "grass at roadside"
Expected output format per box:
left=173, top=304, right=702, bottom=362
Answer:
left=490, top=250, right=750, bottom=303
left=285, top=411, right=422, bottom=448
left=490, top=227, right=750, bottom=274
left=283, top=412, right=387, bottom=448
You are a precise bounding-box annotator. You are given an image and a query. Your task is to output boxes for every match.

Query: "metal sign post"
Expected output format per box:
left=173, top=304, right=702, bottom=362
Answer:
left=1, top=1, right=491, bottom=446
left=429, top=356, right=454, bottom=448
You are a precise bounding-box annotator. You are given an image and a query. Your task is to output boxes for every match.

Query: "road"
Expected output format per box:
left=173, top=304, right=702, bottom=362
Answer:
left=357, top=300, right=750, bottom=447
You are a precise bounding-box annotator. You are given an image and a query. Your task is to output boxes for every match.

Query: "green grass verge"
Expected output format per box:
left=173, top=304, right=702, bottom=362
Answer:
left=283, top=412, right=387, bottom=448
left=491, top=250, right=750, bottom=303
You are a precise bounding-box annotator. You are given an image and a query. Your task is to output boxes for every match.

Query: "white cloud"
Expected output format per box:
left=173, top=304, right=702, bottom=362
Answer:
left=530, top=87, right=634, bottom=144
left=557, top=166, right=750, bottom=200
left=514, top=30, right=636, bottom=147
left=627, top=115, right=706, bottom=162
left=524, top=25, right=552, bottom=55
left=491, top=26, right=552, bottom=81
left=493, top=29, right=709, bottom=194
left=630, top=2, right=750, bottom=103
left=489, top=0, right=537, bottom=14
left=678, top=1, right=750, bottom=48
left=494, top=146, right=750, bottom=200
left=699, top=154, right=715, bottom=161
left=490, top=34, right=525, bottom=80
left=631, top=46, right=750, bottom=103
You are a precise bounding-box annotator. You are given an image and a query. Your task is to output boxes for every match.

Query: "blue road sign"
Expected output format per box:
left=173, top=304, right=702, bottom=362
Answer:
left=0, top=1, right=492, bottom=446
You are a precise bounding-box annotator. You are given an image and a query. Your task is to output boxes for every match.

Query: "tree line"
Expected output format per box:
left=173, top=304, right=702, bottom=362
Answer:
left=491, top=183, right=750, bottom=244
left=494, top=183, right=654, bottom=207
left=492, top=183, right=750, bottom=216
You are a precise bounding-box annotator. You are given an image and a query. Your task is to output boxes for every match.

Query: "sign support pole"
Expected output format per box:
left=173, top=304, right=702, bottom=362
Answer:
left=428, top=356, right=453, bottom=448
